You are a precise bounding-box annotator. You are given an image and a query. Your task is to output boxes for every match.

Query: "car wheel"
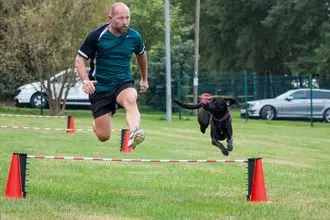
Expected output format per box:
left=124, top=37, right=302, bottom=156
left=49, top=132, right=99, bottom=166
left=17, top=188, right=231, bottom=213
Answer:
left=30, top=92, right=48, bottom=108
left=323, top=108, right=330, bottom=123
left=260, top=105, right=276, bottom=120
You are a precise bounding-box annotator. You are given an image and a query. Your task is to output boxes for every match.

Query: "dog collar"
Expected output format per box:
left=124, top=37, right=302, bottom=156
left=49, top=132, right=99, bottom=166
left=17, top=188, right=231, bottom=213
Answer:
left=211, top=112, right=230, bottom=123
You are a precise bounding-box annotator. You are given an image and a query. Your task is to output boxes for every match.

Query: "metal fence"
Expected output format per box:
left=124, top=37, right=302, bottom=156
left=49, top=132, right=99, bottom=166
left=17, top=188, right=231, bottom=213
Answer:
left=195, top=73, right=330, bottom=105
left=142, top=72, right=330, bottom=114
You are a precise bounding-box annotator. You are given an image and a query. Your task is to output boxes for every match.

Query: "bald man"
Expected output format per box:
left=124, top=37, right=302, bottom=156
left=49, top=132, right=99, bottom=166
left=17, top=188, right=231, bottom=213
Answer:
left=75, top=2, right=148, bottom=149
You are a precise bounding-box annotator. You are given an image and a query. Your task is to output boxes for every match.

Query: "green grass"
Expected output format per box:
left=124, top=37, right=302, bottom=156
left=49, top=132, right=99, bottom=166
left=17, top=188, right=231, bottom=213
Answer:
left=0, top=106, right=329, bottom=219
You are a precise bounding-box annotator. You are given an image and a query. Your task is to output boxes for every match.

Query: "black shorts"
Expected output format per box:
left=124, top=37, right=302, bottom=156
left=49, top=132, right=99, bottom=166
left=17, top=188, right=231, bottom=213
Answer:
left=89, top=81, right=135, bottom=119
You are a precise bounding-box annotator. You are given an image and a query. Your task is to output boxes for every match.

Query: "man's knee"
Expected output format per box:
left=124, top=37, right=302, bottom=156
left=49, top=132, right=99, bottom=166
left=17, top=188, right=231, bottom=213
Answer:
left=125, top=95, right=137, bottom=105
left=117, top=88, right=137, bottom=107
left=121, top=94, right=137, bottom=108
left=96, top=132, right=111, bottom=142
left=94, top=127, right=111, bottom=142
left=92, top=113, right=112, bottom=142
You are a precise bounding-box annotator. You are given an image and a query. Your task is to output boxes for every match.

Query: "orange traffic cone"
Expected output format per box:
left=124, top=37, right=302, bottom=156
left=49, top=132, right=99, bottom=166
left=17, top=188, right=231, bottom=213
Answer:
left=4, top=154, right=23, bottom=199
left=249, top=158, right=268, bottom=203
left=121, top=129, right=131, bottom=153
left=67, top=115, right=75, bottom=134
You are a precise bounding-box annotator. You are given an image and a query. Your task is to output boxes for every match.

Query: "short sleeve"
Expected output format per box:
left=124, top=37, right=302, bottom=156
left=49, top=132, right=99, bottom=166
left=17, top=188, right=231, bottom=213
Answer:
left=77, top=31, right=98, bottom=60
left=134, top=33, right=145, bottom=55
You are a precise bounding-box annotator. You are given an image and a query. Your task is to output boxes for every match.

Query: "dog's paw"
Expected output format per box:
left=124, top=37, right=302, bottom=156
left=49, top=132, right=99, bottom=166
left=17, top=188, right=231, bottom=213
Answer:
left=227, top=144, right=233, bottom=151
left=221, top=149, right=229, bottom=156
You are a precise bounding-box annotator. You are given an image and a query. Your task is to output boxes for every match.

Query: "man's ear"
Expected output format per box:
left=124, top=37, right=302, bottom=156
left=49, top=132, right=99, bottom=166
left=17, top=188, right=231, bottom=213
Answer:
left=224, top=98, right=237, bottom=106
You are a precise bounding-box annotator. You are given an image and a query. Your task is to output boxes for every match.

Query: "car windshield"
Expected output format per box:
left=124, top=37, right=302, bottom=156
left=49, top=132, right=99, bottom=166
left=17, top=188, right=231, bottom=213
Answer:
left=275, top=89, right=330, bottom=100
left=275, top=91, right=292, bottom=99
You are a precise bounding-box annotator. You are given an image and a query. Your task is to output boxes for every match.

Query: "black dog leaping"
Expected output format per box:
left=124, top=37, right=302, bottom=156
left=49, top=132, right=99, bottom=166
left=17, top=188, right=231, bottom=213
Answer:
left=173, top=97, right=236, bottom=156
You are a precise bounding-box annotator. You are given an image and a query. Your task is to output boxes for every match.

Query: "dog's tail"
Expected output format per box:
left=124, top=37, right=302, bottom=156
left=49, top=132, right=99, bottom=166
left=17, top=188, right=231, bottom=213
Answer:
left=173, top=98, right=203, bottom=110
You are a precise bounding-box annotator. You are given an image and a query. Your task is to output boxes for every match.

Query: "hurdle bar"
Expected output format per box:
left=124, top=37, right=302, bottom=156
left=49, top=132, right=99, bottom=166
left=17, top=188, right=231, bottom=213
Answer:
left=0, top=114, right=118, bottom=134
left=0, top=113, right=67, bottom=118
left=0, top=125, right=120, bottom=133
left=27, top=155, right=248, bottom=163
left=4, top=153, right=267, bottom=202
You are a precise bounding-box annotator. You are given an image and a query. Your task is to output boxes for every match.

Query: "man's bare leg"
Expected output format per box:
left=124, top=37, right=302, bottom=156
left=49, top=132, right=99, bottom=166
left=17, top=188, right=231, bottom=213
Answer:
left=93, top=113, right=112, bottom=142
left=116, top=87, right=144, bottom=148
left=116, top=88, right=140, bottom=131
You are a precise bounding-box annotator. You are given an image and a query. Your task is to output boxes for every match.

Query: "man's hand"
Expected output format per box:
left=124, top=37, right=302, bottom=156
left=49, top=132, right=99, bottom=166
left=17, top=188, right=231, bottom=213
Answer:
left=82, top=80, right=97, bottom=94
left=139, top=79, right=149, bottom=93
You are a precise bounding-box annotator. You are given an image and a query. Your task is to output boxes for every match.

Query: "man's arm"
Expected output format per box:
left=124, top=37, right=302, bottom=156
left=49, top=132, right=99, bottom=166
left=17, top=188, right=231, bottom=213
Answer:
left=136, top=52, right=149, bottom=93
left=75, top=56, right=89, bottom=81
left=75, top=56, right=96, bottom=94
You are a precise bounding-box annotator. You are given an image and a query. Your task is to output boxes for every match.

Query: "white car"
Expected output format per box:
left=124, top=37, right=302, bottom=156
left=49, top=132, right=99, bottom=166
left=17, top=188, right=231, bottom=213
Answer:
left=240, top=88, right=330, bottom=122
left=14, top=69, right=89, bottom=108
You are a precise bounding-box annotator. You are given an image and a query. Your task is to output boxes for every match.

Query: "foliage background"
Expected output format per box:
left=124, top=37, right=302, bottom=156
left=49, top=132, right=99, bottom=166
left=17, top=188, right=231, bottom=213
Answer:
left=1, top=0, right=330, bottom=112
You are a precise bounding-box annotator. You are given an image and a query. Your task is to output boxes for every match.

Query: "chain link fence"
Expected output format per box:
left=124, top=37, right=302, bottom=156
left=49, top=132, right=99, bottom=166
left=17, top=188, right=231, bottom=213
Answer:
left=142, top=73, right=330, bottom=124
left=192, top=73, right=330, bottom=106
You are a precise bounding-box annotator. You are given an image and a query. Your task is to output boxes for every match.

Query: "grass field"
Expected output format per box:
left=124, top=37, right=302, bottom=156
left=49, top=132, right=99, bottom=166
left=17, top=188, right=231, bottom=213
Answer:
left=0, top=106, right=329, bottom=219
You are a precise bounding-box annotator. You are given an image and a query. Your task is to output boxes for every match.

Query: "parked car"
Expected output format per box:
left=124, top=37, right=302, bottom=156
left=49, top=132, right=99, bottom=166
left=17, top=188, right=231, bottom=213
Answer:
left=14, top=69, right=89, bottom=108
left=240, top=88, right=330, bottom=122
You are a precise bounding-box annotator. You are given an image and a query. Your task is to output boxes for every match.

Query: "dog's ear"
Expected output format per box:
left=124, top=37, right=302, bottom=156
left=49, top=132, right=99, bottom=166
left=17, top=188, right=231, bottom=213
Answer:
left=172, top=97, right=183, bottom=105
left=173, top=98, right=203, bottom=110
left=224, top=98, right=237, bottom=106
left=198, top=110, right=211, bottom=134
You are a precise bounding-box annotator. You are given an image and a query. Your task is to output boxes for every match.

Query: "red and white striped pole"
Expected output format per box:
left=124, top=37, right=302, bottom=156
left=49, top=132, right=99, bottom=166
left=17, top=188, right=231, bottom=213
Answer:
left=4, top=153, right=255, bottom=200
left=27, top=155, right=248, bottom=163
left=0, top=125, right=120, bottom=133
left=0, top=114, right=67, bottom=118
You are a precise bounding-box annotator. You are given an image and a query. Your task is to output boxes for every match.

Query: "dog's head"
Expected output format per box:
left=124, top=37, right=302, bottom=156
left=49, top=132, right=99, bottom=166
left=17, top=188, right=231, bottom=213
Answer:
left=199, top=97, right=236, bottom=133
left=173, top=96, right=236, bottom=134
left=202, top=97, right=236, bottom=119
left=173, top=96, right=236, bottom=118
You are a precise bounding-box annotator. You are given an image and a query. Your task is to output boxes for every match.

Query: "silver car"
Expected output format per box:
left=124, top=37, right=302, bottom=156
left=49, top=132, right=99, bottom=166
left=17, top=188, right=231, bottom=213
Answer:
left=240, top=88, right=330, bottom=122
left=14, top=69, right=89, bottom=108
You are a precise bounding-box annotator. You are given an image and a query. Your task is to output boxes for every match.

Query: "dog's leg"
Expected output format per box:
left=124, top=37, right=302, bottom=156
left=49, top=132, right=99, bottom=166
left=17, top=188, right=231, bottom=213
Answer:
left=225, top=118, right=233, bottom=151
left=211, top=123, right=229, bottom=156
left=212, top=138, right=229, bottom=156
left=226, top=138, right=233, bottom=151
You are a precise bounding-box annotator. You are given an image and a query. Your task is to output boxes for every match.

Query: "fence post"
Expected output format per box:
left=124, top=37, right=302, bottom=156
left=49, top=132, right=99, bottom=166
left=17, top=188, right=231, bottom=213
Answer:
left=177, top=70, right=182, bottom=120
left=309, top=74, right=314, bottom=127
left=253, top=72, right=257, bottom=100
left=244, top=71, right=248, bottom=120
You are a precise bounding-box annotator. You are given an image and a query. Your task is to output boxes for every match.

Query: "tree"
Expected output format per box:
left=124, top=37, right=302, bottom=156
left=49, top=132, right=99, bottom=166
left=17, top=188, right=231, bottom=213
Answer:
left=0, top=0, right=44, bottom=99
left=127, top=0, right=193, bottom=110
left=198, top=0, right=283, bottom=74
left=145, top=39, right=194, bottom=111
left=127, top=0, right=186, bottom=52
left=176, top=0, right=329, bottom=78
left=262, top=0, right=328, bottom=75
left=2, top=0, right=109, bottom=114
left=1, top=0, right=192, bottom=112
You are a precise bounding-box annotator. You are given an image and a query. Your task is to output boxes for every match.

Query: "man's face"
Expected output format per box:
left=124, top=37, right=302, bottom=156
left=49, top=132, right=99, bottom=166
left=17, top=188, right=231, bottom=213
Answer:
left=110, top=7, right=130, bottom=34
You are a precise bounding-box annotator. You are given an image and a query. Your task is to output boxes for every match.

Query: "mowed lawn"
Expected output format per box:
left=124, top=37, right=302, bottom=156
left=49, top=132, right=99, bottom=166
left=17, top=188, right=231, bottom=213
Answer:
left=0, top=106, right=329, bottom=219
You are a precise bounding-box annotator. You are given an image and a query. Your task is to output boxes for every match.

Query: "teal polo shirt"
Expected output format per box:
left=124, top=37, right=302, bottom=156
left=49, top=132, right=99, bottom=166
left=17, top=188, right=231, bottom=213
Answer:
left=77, top=23, right=145, bottom=92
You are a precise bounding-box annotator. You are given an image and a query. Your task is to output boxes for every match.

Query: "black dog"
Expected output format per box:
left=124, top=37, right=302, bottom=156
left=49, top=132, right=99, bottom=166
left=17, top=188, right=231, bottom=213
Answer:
left=173, top=97, right=236, bottom=156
